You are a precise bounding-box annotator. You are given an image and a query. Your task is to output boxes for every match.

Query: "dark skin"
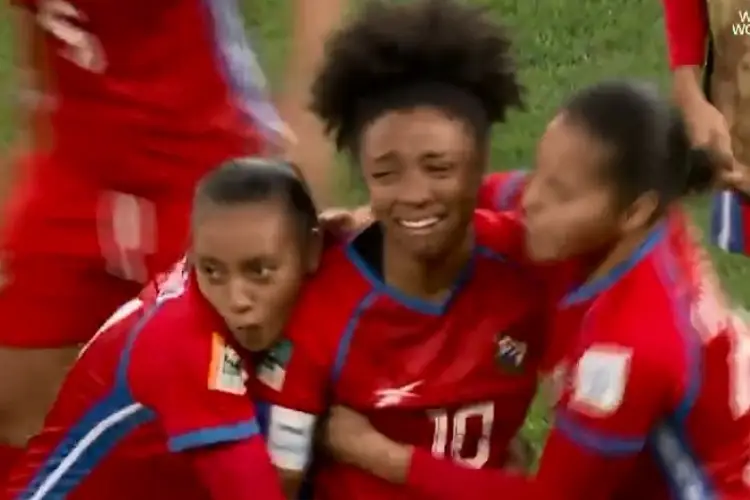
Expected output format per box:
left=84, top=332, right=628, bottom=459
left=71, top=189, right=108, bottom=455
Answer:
left=191, top=198, right=321, bottom=353
left=276, top=106, right=489, bottom=499
left=359, top=106, right=484, bottom=302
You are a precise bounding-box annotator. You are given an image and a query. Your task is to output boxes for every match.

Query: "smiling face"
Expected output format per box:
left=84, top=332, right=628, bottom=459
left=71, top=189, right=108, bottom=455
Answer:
left=358, top=106, right=483, bottom=261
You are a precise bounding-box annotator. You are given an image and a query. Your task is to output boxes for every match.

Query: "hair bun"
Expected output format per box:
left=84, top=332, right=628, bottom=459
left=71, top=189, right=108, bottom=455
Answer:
left=684, top=147, right=719, bottom=194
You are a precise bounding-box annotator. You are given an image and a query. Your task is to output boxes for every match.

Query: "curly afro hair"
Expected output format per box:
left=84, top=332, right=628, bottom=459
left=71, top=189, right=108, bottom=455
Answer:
left=310, top=0, right=524, bottom=153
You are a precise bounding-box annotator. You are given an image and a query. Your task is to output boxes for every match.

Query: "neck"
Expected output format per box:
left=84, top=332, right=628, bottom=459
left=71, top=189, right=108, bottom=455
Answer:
left=588, top=222, right=658, bottom=283
left=382, top=230, right=473, bottom=303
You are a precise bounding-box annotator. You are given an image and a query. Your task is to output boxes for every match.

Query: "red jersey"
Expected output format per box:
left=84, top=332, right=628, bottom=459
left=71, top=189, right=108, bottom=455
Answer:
left=661, top=0, right=707, bottom=69
left=478, top=170, right=527, bottom=212
left=256, top=211, right=550, bottom=499
left=408, top=215, right=750, bottom=499
left=13, top=0, right=281, bottom=191
left=4, top=271, right=278, bottom=499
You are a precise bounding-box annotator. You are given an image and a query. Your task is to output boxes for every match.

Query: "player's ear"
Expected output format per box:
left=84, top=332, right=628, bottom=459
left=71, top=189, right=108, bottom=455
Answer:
left=619, top=190, right=659, bottom=234
left=305, top=227, right=323, bottom=274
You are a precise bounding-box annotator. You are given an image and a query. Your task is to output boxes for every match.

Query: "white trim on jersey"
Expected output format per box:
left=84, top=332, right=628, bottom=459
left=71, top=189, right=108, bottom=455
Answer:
left=26, top=403, right=146, bottom=500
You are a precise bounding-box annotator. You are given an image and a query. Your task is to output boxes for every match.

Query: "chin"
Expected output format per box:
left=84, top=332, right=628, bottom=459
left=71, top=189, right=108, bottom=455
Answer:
left=526, top=239, right=561, bottom=263
left=407, top=241, right=453, bottom=261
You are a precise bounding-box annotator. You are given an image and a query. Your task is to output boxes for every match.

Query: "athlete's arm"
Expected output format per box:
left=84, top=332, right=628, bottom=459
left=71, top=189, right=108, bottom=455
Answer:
left=130, top=330, right=285, bottom=498
left=2, top=5, right=49, bottom=232
left=331, top=344, right=674, bottom=499
left=276, top=0, right=346, bottom=208
left=662, top=0, right=707, bottom=71
left=188, top=438, right=284, bottom=500
left=663, top=0, right=707, bottom=108
left=10, top=3, right=52, bottom=151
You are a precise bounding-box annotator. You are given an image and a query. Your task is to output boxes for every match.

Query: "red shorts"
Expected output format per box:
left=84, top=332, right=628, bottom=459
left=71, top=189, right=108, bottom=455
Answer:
left=0, top=153, right=192, bottom=347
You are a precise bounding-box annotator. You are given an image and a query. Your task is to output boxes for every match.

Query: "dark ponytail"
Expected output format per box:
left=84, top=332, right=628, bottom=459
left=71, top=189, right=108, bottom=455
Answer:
left=683, top=147, right=719, bottom=194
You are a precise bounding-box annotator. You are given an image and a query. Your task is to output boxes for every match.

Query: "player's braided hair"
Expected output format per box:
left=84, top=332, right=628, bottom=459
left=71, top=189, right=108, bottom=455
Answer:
left=310, top=0, right=524, bottom=153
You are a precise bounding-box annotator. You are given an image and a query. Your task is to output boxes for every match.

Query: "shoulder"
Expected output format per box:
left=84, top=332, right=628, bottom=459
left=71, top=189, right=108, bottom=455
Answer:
left=473, top=209, right=528, bottom=262
left=285, top=241, right=374, bottom=344
left=583, top=280, right=687, bottom=388
left=478, top=170, right=528, bottom=212
left=128, top=294, right=218, bottom=396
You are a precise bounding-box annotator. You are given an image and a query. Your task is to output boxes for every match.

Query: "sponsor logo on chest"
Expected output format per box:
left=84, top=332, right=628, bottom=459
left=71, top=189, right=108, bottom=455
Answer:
left=208, top=332, right=249, bottom=395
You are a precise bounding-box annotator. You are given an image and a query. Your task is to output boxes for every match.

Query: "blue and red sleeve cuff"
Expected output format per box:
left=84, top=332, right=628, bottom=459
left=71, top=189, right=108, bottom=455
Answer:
left=168, top=418, right=260, bottom=452
left=554, top=410, right=645, bottom=457
left=711, top=190, right=750, bottom=255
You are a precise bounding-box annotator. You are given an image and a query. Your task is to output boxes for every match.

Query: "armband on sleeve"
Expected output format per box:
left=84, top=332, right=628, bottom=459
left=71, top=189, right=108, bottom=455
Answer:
left=266, top=405, right=317, bottom=471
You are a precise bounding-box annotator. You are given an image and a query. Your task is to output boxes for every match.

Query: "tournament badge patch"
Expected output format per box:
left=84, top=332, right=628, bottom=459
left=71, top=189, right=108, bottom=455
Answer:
left=208, top=332, right=249, bottom=395
left=257, top=338, right=293, bottom=391
left=570, top=344, right=632, bottom=417
left=495, top=334, right=528, bottom=373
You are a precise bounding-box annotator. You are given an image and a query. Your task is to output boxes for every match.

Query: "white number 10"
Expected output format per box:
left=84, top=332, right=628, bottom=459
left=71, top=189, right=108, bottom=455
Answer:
left=429, top=401, right=494, bottom=469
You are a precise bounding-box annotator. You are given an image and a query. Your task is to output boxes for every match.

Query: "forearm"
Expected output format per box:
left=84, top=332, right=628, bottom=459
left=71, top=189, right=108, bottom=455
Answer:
left=11, top=6, right=53, bottom=152
left=278, top=0, right=346, bottom=208
left=672, top=66, right=706, bottom=109
left=407, top=447, right=529, bottom=500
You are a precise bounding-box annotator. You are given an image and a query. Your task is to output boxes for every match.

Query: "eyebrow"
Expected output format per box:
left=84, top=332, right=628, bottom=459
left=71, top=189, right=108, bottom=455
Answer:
left=418, top=151, right=449, bottom=161
left=372, top=150, right=450, bottom=162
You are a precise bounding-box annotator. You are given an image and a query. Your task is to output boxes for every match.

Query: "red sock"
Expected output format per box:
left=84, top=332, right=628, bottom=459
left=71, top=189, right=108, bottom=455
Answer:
left=0, top=444, right=22, bottom=485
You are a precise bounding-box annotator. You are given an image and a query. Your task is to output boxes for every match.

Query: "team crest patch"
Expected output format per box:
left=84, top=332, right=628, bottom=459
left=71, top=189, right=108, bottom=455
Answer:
left=208, top=333, right=248, bottom=395
left=570, top=344, right=631, bottom=416
left=495, top=335, right=527, bottom=372
left=257, top=338, right=293, bottom=391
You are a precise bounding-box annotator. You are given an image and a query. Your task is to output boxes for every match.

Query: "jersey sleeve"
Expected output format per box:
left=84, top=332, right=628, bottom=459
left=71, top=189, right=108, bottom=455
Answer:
left=661, top=0, right=707, bottom=68
left=478, top=170, right=528, bottom=212
left=189, top=438, right=285, bottom=500
left=408, top=340, right=676, bottom=499
left=130, top=328, right=259, bottom=453
left=521, top=341, right=669, bottom=498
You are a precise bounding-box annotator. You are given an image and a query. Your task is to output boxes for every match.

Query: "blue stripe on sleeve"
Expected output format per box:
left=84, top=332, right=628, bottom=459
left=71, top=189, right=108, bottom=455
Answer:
left=555, top=410, right=646, bottom=456
left=168, top=418, right=260, bottom=452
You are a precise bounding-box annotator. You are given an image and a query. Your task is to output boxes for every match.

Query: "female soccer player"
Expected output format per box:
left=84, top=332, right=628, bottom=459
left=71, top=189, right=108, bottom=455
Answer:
left=253, top=1, right=573, bottom=498
left=2, top=158, right=321, bottom=499
left=323, top=81, right=750, bottom=499
left=0, top=0, right=343, bottom=477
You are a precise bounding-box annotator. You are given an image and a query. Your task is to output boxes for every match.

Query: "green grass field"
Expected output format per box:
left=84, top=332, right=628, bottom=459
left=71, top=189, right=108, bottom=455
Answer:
left=0, top=0, right=748, bottom=460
